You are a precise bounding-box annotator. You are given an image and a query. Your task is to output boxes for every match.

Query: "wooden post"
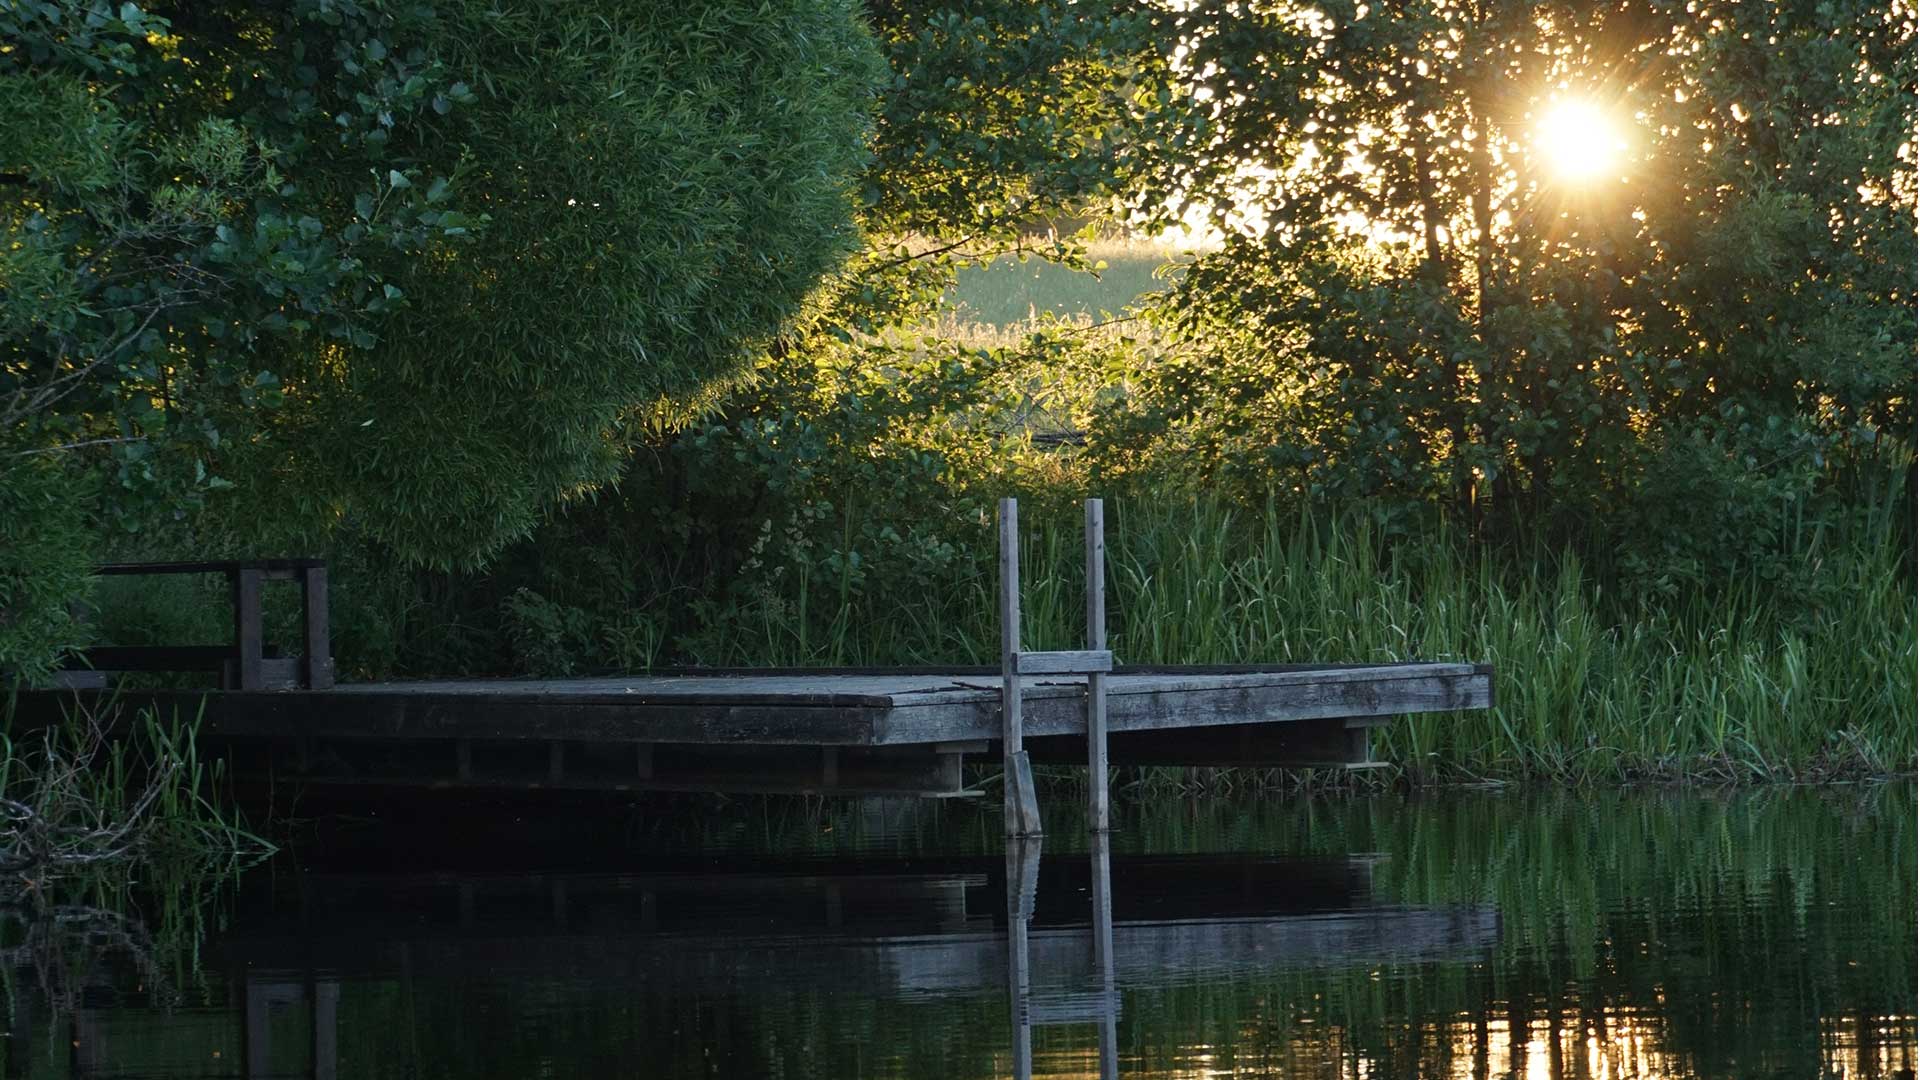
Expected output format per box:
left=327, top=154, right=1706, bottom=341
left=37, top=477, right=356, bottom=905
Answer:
left=1084, top=498, right=1110, bottom=832
left=231, top=567, right=265, bottom=691
left=313, top=979, right=340, bottom=1080
left=300, top=564, right=333, bottom=689
left=999, top=498, right=1039, bottom=837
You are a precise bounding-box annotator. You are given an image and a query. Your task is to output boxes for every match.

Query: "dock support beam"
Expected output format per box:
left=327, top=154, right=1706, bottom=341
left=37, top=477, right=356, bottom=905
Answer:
left=231, top=567, right=264, bottom=691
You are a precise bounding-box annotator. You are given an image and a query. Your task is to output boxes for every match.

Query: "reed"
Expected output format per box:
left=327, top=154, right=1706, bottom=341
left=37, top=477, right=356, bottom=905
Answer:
left=75, top=490, right=1910, bottom=784
left=718, top=495, right=1914, bottom=782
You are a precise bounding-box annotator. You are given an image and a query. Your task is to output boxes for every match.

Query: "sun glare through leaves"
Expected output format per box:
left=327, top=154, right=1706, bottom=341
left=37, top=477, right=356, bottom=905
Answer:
left=1534, top=98, right=1627, bottom=183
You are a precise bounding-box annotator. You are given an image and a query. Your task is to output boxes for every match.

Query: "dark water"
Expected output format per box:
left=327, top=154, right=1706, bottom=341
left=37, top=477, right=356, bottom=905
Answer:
left=2, top=785, right=1912, bottom=1079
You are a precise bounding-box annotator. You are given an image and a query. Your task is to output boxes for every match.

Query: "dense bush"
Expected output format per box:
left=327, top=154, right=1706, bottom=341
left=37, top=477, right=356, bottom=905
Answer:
left=3, top=0, right=884, bottom=569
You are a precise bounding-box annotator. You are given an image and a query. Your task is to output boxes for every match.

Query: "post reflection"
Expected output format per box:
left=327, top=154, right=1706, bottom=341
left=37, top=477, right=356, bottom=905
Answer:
left=1005, top=834, right=1122, bottom=1080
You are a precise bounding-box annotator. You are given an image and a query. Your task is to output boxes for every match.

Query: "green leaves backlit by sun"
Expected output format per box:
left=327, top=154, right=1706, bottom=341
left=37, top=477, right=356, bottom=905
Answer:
left=1534, top=99, right=1626, bottom=183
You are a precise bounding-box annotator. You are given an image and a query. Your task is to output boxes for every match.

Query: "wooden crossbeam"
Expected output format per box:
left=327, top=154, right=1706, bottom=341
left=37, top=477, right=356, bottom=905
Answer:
left=1013, top=650, right=1113, bottom=675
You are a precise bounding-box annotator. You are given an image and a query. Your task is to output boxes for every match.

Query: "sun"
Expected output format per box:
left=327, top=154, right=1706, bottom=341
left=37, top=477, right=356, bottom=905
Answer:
left=1534, top=99, right=1625, bottom=182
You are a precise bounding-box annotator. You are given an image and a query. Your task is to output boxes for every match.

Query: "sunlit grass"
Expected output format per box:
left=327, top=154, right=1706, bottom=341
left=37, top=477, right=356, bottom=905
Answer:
left=945, top=235, right=1194, bottom=327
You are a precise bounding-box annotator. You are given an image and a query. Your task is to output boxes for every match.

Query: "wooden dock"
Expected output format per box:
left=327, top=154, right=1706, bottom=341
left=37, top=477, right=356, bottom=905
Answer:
left=11, top=498, right=1493, bottom=810
left=9, top=661, right=1491, bottom=797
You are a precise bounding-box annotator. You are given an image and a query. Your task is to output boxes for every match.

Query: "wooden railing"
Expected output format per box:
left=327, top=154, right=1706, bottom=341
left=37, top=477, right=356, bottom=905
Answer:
left=60, top=559, right=333, bottom=691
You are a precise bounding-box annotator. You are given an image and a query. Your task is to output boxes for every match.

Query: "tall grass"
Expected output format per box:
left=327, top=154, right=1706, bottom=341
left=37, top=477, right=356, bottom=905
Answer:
left=705, top=497, right=1915, bottom=782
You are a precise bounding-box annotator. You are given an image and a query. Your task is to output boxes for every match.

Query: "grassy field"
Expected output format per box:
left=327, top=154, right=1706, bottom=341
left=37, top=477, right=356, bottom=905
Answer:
left=945, top=235, right=1193, bottom=328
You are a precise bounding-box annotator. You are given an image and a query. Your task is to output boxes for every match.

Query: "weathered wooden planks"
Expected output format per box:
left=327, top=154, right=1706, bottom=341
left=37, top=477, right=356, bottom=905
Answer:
left=10, top=663, right=1491, bottom=748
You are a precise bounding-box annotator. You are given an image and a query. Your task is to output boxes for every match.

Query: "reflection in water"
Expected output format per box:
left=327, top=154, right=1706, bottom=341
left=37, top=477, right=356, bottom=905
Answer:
left=0, top=787, right=1910, bottom=1079
left=1004, top=836, right=1120, bottom=1080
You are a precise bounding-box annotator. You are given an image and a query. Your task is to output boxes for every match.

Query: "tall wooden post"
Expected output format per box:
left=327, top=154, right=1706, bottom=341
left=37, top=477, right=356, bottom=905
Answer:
left=1005, top=836, right=1042, bottom=1080
left=999, top=499, right=1026, bottom=837
left=1084, top=498, right=1110, bottom=832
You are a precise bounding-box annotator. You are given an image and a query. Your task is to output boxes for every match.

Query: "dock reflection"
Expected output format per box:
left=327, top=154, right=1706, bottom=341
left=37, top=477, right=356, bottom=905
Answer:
left=6, top=846, right=1498, bottom=1078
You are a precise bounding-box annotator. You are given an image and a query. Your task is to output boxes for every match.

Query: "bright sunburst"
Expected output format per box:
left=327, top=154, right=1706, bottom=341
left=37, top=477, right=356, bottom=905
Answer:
left=1534, top=99, right=1625, bottom=182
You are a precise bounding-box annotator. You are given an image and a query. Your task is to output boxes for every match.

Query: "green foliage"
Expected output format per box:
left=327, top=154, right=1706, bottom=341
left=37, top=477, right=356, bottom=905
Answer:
left=351, top=326, right=1120, bottom=674
left=0, top=456, right=93, bottom=681
left=829, top=0, right=1189, bottom=334
left=1, top=1, right=477, bottom=530
left=10, top=0, right=1913, bottom=785
left=3, top=0, right=886, bottom=569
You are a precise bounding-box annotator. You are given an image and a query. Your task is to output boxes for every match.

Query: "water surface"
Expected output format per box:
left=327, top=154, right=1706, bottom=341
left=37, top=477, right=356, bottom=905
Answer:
left=3, top=786, right=1911, bottom=1078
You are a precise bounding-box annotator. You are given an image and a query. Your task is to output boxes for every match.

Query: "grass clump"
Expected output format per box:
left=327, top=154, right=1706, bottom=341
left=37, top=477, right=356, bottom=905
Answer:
left=0, top=702, right=272, bottom=880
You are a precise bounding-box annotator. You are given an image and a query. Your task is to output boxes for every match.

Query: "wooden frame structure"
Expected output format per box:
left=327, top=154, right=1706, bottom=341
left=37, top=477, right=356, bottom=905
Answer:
left=61, top=560, right=333, bottom=691
left=997, top=497, right=1113, bottom=837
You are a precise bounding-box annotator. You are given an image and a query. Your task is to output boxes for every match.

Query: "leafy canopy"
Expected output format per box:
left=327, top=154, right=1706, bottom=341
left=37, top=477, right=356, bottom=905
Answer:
left=2, top=0, right=885, bottom=569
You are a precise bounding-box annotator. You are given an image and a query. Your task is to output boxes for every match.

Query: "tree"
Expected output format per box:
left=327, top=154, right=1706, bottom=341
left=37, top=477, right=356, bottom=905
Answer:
left=253, top=1, right=886, bottom=565
left=1, top=0, right=883, bottom=675
left=1110, top=0, right=1915, bottom=579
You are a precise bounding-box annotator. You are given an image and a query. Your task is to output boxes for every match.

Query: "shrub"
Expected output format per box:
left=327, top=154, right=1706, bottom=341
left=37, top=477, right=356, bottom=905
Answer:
left=0, top=458, right=93, bottom=683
